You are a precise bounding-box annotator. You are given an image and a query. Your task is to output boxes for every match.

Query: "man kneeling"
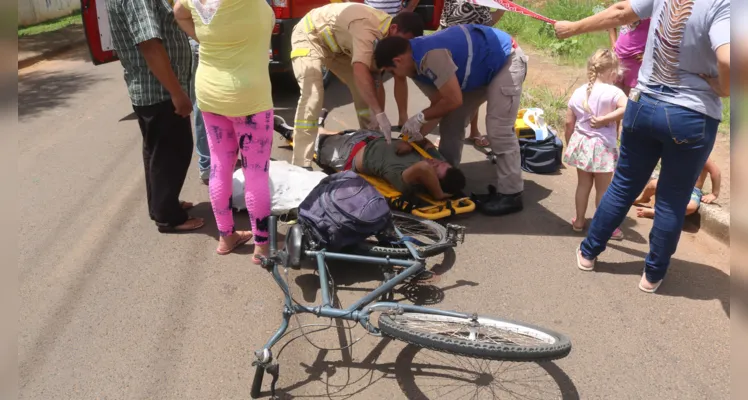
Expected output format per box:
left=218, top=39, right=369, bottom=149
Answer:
left=315, top=129, right=466, bottom=200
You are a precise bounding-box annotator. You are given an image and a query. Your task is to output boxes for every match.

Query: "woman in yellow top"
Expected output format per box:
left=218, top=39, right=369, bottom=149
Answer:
left=175, top=0, right=275, bottom=261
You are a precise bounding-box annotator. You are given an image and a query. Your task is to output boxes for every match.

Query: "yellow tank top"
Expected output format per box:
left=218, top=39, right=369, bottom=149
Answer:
left=182, top=0, right=275, bottom=117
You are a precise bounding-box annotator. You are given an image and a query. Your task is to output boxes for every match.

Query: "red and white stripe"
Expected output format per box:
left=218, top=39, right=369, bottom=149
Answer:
left=464, top=0, right=557, bottom=24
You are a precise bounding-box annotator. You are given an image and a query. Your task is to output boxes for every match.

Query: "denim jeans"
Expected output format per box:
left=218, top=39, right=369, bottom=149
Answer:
left=189, top=39, right=211, bottom=179
left=580, top=87, right=719, bottom=282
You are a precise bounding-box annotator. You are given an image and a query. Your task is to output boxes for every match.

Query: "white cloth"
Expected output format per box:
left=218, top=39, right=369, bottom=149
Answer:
left=232, top=160, right=327, bottom=214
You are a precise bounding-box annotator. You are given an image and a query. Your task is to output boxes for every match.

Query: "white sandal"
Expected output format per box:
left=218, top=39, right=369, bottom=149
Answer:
left=638, top=273, right=663, bottom=293
left=576, top=246, right=595, bottom=271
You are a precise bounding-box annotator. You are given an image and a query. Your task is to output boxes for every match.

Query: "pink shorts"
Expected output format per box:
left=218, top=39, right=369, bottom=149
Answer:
left=619, top=57, right=642, bottom=89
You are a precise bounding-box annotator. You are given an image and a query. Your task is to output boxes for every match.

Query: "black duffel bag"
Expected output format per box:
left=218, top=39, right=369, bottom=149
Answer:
left=518, top=131, right=564, bottom=174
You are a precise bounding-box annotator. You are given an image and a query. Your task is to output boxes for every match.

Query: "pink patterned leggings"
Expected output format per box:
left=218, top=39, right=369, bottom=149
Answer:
left=202, top=109, right=274, bottom=243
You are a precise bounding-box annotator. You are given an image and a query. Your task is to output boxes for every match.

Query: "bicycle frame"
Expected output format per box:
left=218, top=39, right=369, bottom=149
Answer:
left=257, top=216, right=472, bottom=359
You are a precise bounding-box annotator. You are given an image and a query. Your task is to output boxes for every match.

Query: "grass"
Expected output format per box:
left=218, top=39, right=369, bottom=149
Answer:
left=720, top=98, right=730, bottom=135
left=520, top=85, right=573, bottom=133
left=18, top=10, right=82, bottom=37
left=497, top=0, right=612, bottom=66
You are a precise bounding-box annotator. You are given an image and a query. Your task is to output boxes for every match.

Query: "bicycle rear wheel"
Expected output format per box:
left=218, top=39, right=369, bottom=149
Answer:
left=378, top=312, right=571, bottom=361
left=357, top=212, right=451, bottom=258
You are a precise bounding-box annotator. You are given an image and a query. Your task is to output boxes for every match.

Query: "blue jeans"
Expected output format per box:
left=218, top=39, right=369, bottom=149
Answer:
left=580, top=87, right=719, bottom=282
left=189, top=40, right=210, bottom=179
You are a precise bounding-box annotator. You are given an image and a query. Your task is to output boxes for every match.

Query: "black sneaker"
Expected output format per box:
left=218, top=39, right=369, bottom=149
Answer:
left=471, top=185, right=523, bottom=216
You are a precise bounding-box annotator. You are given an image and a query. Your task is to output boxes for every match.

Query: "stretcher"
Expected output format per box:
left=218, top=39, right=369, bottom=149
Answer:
left=273, top=115, right=476, bottom=220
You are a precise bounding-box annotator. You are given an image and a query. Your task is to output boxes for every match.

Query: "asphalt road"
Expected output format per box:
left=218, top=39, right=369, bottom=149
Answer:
left=19, top=46, right=730, bottom=400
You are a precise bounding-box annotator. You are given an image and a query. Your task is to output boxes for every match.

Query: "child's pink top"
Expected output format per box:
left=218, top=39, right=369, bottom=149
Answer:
left=614, top=18, right=651, bottom=60
left=568, top=82, right=626, bottom=148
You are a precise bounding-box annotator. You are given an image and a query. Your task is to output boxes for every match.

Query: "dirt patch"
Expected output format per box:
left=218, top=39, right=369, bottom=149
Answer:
left=524, top=47, right=586, bottom=95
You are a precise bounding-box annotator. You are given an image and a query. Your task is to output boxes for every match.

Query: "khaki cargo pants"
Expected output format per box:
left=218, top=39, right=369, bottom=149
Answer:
left=415, top=47, right=529, bottom=195
left=290, top=28, right=374, bottom=167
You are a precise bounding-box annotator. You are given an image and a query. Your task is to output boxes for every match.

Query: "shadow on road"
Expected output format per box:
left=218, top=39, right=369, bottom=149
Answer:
left=19, top=68, right=102, bottom=121
left=440, top=159, right=647, bottom=243
left=600, top=243, right=730, bottom=317
left=291, top=248, right=469, bottom=307
left=270, top=337, right=578, bottom=399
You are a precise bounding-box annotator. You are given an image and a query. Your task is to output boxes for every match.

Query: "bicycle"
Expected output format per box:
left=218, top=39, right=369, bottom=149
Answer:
left=251, top=215, right=572, bottom=398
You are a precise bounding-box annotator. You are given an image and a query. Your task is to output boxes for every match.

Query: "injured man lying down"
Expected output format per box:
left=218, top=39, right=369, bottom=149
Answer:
left=315, top=128, right=466, bottom=200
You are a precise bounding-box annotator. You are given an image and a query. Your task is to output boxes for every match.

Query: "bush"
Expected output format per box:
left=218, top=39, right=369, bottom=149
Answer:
left=495, top=0, right=611, bottom=66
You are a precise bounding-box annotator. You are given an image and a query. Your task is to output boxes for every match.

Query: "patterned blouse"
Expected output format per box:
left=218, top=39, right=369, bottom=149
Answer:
left=439, top=0, right=493, bottom=29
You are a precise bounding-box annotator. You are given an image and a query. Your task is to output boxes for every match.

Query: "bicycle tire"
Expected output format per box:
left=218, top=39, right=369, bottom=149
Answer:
left=356, top=212, right=452, bottom=258
left=250, top=365, right=264, bottom=399
left=378, top=312, right=572, bottom=362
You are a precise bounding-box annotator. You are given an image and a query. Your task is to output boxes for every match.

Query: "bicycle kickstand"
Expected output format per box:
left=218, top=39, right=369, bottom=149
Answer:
left=267, top=362, right=281, bottom=399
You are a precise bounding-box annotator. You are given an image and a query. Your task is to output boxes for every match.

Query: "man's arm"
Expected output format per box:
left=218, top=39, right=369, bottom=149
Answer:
left=173, top=1, right=198, bottom=41
left=490, top=10, right=506, bottom=26
left=394, top=75, right=409, bottom=125
left=417, top=50, right=463, bottom=121
left=555, top=1, right=641, bottom=39
left=125, top=0, right=192, bottom=116
left=404, top=0, right=421, bottom=13
left=139, top=40, right=192, bottom=116
left=402, top=161, right=449, bottom=199
left=353, top=62, right=383, bottom=114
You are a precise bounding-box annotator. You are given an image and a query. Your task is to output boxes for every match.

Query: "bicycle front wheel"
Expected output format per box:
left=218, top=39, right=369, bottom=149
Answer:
left=357, top=212, right=451, bottom=258
left=378, top=312, right=571, bottom=361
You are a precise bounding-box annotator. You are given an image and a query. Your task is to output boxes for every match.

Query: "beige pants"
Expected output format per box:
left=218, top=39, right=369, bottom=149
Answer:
left=290, top=30, right=373, bottom=167
left=415, top=47, right=528, bottom=194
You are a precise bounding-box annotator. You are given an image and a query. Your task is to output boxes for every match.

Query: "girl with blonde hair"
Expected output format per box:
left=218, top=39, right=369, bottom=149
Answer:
left=563, top=48, right=627, bottom=237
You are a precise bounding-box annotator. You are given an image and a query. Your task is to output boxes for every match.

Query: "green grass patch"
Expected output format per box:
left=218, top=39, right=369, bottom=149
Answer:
left=497, top=0, right=611, bottom=66
left=18, top=10, right=82, bottom=37
left=720, top=98, right=730, bottom=135
left=520, top=85, right=575, bottom=131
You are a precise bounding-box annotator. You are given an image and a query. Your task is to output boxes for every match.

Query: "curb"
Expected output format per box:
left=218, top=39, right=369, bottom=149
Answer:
left=18, top=38, right=87, bottom=70
left=698, top=203, right=729, bottom=244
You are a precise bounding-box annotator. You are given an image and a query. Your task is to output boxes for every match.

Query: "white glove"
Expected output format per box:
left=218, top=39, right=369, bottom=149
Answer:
left=402, top=112, right=425, bottom=142
left=372, top=112, right=392, bottom=144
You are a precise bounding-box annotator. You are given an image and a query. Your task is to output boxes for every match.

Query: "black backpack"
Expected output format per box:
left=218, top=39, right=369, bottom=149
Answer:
left=298, top=171, right=392, bottom=251
left=518, top=132, right=564, bottom=174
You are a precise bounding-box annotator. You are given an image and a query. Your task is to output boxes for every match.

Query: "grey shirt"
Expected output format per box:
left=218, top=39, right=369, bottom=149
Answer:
left=631, top=0, right=730, bottom=120
left=361, top=138, right=423, bottom=193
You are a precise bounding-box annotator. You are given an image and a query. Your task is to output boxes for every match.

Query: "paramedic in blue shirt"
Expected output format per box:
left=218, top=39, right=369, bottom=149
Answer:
left=374, top=25, right=528, bottom=216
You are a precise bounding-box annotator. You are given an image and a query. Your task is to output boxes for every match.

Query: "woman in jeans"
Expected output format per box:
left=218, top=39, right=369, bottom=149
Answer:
left=175, top=0, right=275, bottom=261
left=555, top=0, right=730, bottom=292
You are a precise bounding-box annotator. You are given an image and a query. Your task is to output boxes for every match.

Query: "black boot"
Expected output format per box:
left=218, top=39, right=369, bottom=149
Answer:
left=471, top=185, right=523, bottom=216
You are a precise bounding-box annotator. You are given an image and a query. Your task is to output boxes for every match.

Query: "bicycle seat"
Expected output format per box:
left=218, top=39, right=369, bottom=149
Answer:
left=285, top=224, right=305, bottom=269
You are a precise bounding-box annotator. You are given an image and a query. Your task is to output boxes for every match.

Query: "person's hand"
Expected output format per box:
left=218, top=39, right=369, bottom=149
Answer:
left=590, top=115, right=610, bottom=129
left=402, top=112, right=425, bottom=141
left=701, top=193, right=717, bottom=204
left=699, top=74, right=728, bottom=97
left=436, top=192, right=452, bottom=200
left=376, top=113, right=393, bottom=144
left=554, top=21, right=576, bottom=39
left=394, top=140, right=412, bottom=155
left=172, top=91, right=192, bottom=118
left=374, top=112, right=393, bottom=144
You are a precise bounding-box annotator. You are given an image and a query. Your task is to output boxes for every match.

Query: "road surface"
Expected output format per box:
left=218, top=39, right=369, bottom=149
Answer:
left=18, top=46, right=730, bottom=399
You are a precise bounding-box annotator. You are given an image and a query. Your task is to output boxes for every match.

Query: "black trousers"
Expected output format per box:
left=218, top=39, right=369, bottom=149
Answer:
left=132, top=100, right=193, bottom=227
